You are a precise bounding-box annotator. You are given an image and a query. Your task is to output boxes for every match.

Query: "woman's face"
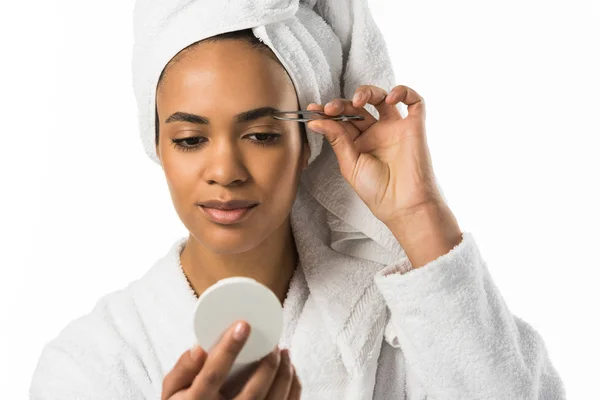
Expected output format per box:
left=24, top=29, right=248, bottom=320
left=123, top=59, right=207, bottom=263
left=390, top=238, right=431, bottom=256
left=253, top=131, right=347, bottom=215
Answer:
left=155, top=39, right=310, bottom=254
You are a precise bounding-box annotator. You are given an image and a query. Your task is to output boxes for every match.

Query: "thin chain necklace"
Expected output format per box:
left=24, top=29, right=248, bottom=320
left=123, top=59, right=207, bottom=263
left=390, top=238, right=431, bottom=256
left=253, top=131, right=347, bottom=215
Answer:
left=180, top=261, right=199, bottom=299
left=179, top=258, right=299, bottom=301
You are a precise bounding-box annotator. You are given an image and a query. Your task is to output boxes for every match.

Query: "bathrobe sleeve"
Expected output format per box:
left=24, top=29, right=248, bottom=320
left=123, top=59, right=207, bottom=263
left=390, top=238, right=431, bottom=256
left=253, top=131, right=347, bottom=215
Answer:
left=29, top=296, right=156, bottom=400
left=373, top=232, right=566, bottom=400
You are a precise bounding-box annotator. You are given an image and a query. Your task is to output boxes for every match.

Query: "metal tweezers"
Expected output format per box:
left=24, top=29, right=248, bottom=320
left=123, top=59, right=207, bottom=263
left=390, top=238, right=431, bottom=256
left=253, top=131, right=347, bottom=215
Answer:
left=272, top=110, right=365, bottom=122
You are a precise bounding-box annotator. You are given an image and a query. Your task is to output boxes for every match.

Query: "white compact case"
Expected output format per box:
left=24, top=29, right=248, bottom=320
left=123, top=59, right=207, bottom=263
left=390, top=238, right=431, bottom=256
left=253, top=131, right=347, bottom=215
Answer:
left=192, top=277, right=284, bottom=378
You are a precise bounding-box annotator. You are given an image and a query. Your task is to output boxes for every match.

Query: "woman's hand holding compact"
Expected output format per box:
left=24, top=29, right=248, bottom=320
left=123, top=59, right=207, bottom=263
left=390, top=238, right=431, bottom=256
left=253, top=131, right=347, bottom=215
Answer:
left=161, top=321, right=301, bottom=400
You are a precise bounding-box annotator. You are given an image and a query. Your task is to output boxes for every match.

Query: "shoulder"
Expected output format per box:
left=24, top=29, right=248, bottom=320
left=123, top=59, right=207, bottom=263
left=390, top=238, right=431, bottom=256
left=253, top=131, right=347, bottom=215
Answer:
left=50, top=288, right=138, bottom=355
left=30, top=237, right=189, bottom=399
left=30, top=287, right=152, bottom=399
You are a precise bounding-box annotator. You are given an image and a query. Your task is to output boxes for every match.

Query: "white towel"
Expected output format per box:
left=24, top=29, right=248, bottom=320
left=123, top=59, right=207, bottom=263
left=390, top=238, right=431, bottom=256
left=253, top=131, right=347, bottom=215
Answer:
left=131, top=0, right=431, bottom=394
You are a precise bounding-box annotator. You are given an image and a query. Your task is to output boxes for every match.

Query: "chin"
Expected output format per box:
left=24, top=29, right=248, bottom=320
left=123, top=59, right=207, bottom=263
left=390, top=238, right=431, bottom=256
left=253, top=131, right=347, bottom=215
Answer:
left=194, top=226, right=267, bottom=255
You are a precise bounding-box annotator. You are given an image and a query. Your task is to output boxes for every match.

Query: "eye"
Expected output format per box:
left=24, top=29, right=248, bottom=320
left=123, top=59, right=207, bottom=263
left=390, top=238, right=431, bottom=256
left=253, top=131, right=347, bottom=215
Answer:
left=171, top=136, right=207, bottom=152
left=245, top=133, right=281, bottom=146
left=170, top=133, right=281, bottom=152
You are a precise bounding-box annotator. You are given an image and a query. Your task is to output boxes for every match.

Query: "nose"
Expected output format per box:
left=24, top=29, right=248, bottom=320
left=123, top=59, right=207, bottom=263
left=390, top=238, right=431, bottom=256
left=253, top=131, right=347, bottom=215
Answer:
left=203, top=138, right=249, bottom=186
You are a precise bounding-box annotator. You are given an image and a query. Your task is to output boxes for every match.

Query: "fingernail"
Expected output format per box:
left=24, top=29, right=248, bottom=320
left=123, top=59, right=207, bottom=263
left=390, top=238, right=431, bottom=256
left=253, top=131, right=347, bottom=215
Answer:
left=353, top=92, right=363, bottom=104
left=233, top=321, right=249, bottom=341
left=325, top=101, right=336, bottom=109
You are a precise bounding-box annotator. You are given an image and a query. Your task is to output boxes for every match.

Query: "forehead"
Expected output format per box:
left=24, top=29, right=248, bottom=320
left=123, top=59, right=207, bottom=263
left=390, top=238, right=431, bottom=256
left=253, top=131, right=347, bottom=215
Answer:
left=157, top=40, right=296, bottom=110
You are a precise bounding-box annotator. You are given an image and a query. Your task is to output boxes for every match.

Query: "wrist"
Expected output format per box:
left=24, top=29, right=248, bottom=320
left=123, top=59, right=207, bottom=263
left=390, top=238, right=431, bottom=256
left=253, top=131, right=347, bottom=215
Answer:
left=384, top=202, right=463, bottom=269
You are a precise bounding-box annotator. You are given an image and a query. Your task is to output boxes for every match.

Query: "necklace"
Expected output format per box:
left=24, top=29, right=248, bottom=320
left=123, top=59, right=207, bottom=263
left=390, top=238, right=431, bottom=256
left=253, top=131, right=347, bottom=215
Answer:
left=180, top=261, right=199, bottom=299
left=179, top=258, right=300, bottom=301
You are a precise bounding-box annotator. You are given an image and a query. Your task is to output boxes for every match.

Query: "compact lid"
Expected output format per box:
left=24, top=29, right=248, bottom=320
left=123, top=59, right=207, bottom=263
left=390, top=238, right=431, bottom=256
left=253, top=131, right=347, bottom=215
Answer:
left=192, top=277, right=284, bottom=365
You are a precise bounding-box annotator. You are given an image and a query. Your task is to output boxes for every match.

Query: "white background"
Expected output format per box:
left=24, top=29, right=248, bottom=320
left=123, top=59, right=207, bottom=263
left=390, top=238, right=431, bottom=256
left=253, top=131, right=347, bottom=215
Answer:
left=1, top=0, right=598, bottom=397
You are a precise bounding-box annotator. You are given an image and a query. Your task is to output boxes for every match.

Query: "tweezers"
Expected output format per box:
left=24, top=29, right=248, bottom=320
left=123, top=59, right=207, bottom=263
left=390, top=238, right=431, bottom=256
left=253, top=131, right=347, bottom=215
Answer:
left=272, top=110, right=365, bottom=122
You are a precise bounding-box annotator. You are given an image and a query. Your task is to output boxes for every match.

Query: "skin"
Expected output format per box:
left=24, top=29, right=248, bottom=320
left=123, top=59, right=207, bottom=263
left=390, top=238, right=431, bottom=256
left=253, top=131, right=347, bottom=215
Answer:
left=155, top=39, right=310, bottom=304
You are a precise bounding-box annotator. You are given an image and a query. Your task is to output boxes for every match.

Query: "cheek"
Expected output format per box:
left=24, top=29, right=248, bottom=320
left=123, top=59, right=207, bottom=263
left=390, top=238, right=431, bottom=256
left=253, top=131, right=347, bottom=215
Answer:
left=250, top=149, right=301, bottom=199
left=163, top=160, right=198, bottom=204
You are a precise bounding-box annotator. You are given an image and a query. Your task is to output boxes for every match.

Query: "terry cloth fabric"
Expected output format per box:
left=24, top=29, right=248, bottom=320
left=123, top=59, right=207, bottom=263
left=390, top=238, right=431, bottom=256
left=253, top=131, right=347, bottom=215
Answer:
left=29, top=234, right=566, bottom=399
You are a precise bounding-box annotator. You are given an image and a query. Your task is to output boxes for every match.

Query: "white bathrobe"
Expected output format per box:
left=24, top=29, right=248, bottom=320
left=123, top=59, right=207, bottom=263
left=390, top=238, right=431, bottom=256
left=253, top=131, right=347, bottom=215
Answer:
left=29, top=202, right=566, bottom=399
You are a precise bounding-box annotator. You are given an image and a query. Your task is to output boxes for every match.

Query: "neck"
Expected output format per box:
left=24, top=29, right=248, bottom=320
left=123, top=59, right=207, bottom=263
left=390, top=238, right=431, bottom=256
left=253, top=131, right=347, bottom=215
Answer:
left=180, top=215, right=298, bottom=304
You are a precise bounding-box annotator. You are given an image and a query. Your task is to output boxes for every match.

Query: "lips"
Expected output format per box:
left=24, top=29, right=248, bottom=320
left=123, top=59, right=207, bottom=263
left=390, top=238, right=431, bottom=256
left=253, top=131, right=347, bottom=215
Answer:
left=198, top=199, right=258, bottom=210
left=200, top=204, right=256, bottom=225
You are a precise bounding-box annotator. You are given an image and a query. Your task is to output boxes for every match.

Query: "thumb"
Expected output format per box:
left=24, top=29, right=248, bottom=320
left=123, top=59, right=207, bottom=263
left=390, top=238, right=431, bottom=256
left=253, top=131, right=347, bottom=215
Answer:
left=307, top=119, right=359, bottom=181
left=161, top=345, right=207, bottom=399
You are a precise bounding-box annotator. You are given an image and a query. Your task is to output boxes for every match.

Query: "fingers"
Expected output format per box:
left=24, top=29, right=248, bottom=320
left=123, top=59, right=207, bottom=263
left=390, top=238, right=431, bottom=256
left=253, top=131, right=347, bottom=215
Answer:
left=308, top=99, right=377, bottom=132
left=306, top=102, right=362, bottom=145
left=188, top=320, right=250, bottom=398
left=302, top=84, right=424, bottom=178
left=288, top=366, right=302, bottom=400
left=309, top=84, right=424, bottom=124
left=386, top=85, right=426, bottom=120
left=264, top=349, right=294, bottom=400
left=353, top=84, right=401, bottom=120
left=161, top=345, right=207, bottom=400
left=234, top=347, right=283, bottom=400
left=306, top=111, right=360, bottom=182
left=351, top=84, right=426, bottom=121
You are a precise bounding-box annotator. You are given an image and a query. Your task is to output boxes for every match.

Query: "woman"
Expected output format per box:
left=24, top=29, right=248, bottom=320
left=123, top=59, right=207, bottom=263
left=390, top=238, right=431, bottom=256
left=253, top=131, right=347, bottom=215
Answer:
left=30, top=1, right=564, bottom=399
left=31, top=26, right=564, bottom=400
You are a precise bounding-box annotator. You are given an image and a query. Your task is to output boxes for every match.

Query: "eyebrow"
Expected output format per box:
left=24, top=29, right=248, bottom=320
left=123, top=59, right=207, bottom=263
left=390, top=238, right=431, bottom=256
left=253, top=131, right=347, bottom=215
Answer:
left=164, top=107, right=281, bottom=125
